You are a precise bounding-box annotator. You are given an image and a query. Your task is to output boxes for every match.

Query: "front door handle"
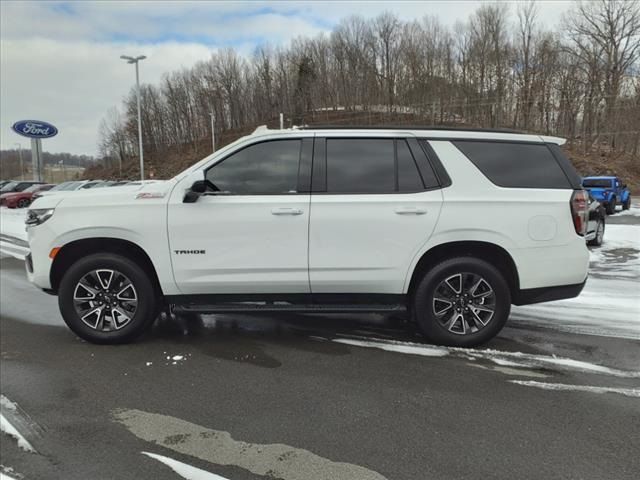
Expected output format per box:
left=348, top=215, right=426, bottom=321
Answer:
left=394, top=207, right=427, bottom=215
left=271, top=207, right=304, bottom=216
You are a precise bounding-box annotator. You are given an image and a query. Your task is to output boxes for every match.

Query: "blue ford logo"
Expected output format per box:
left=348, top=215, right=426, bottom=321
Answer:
left=12, top=120, right=58, bottom=139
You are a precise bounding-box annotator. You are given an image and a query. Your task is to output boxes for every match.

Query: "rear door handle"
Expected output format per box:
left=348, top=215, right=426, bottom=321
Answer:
left=271, top=207, right=304, bottom=216
left=394, top=207, right=427, bottom=215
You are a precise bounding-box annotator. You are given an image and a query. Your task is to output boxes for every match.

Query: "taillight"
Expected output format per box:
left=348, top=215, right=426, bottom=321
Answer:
left=571, top=190, right=588, bottom=236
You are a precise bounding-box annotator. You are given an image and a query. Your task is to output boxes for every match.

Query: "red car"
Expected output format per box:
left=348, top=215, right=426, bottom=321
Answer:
left=0, top=183, right=55, bottom=208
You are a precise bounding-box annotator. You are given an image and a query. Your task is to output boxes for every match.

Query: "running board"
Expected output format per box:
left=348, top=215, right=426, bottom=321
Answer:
left=173, top=304, right=407, bottom=314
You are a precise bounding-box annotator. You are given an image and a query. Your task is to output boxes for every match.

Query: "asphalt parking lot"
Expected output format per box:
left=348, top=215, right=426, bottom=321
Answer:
left=1, top=208, right=639, bottom=480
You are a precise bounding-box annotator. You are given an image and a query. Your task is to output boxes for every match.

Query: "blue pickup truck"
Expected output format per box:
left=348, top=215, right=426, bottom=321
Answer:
left=582, top=176, right=631, bottom=214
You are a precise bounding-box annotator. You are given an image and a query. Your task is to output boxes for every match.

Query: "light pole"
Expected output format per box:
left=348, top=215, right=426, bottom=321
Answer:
left=209, top=112, right=216, bottom=153
left=120, top=54, right=146, bottom=180
left=14, top=143, right=24, bottom=180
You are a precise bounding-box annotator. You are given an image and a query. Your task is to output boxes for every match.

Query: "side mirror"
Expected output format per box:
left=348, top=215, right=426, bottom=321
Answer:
left=184, top=180, right=207, bottom=203
left=191, top=180, right=206, bottom=193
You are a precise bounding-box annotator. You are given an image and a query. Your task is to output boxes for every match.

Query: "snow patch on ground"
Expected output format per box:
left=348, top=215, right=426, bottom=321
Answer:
left=333, top=338, right=449, bottom=357
left=0, top=414, right=35, bottom=453
left=331, top=336, right=640, bottom=378
left=142, top=452, right=230, bottom=480
left=510, top=380, right=640, bottom=398
left=614, top=204, right=640, bottom=217
left=512, top=223, right=639, bottom=340
left=0, top=396, right=17, bottom=411
left=0, top=471, right=22, bottom=480
left=160, top=352, right=191, bottom=366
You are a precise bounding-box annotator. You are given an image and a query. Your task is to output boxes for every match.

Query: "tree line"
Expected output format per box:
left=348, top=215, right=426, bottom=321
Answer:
left=99, top=0, right=640, bottom=170
left=0, top=149, right=95, bottom=180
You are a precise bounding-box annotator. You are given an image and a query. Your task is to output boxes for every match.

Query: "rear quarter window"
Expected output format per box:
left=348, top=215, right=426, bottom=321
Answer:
left=453, top=141, right=572, bottom=189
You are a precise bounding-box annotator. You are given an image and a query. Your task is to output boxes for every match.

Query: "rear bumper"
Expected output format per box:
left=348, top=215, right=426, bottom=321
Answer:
left=512, top=278, right=587, bottom=306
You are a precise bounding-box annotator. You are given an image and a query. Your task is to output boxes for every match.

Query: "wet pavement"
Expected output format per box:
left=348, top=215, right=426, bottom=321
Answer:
left=1, top=207, right=639, bottom=480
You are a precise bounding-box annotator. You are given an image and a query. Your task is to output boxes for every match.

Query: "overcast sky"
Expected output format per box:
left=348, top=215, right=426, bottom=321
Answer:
left=0, top=0, right=574, bottom=156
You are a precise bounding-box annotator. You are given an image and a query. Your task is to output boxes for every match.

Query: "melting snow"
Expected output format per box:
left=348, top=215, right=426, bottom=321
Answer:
left=142, top=452, right=230, bottom=480
left=0, top=414, right=35, bottom=453
left=510, top=380, right=640, bottom=398
left=331, top=337, right=640, bottom=378
left=512, top=223, right=639, bottom=340
left=333, top=338, right=449, bottom=357
left=0, top=395, right=35, bottom=453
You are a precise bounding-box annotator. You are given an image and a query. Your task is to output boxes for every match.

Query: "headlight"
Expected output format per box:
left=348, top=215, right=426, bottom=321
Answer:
left=26, top=208, right=55, bottom=226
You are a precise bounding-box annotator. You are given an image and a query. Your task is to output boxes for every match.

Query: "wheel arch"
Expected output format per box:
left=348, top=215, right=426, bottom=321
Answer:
left=406, top=241, right=520, bottom=300
left=50, top=237, right=163, bottom=297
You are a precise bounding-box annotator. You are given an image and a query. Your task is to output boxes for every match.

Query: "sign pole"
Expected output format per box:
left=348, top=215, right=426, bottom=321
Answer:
left=30, top=138, right=43, bottom=182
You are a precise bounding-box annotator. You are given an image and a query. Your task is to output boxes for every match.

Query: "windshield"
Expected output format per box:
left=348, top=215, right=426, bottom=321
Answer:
left=0, top=181, right=18, bottom=192
left=583, top=179, right=612, bottom=188
left=23, top=184, right=43, bottom=193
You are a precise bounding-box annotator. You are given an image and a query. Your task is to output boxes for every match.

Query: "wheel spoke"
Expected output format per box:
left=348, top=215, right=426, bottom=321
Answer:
left=471, top=304, right=494, bottom=314
left=470, top=277, right=493, bottom=298
left=469, top=308, right=489, bottom=327
left=433, top=297, right=453, bottom=315
left=74, top=282, right=97, bottom=301
left=81, top=307, right=104, bottom=329
left=444, top=274, right=462, bottom=295
left=116, top=284, right=137, bottom=301
left=96, top=270, right=114, bottom=290
left=444, top=311, right=462, bottom=332
left=111, top=307, right=131, bottom=329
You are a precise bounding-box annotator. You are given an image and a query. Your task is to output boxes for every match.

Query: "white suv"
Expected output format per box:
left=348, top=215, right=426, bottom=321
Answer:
left=25, top=127, right=590, bottom=347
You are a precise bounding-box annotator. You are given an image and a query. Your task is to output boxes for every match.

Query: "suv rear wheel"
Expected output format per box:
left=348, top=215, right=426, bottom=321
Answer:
left=58, top=253, right=158, bottom=344
left=606, top=198, right=616, bottom=215
left=413, top=257, right=511, bottom=347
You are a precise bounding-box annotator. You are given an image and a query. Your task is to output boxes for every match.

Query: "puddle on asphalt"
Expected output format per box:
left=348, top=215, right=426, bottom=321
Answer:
left=147, top=311, right=411, bottom=367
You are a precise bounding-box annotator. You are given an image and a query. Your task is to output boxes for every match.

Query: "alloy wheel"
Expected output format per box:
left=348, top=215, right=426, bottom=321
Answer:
left=432, top=272, right=496, bottom=335
left=73, top=269, right=138, bottom=331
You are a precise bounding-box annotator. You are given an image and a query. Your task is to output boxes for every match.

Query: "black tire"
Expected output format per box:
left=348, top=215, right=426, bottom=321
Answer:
left=587, top=219, right=605, bottom=246
left=412, top=257, right=511, bottom=347
left=17, top=198, right=29, bottom=208
left=623, top=197, right=631, bottom=210
left=58, top=253, right=158, bottom=344
left=605, top=199, right=615, bottom=215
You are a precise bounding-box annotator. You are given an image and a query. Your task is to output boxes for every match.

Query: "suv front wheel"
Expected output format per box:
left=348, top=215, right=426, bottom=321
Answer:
left=58, top=253, right=158, bottom=344
left=413, top=257, right=511, bottom=347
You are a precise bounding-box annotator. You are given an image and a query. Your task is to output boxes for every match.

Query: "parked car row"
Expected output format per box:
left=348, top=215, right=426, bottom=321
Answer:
left=0, top=179, right=134, bottom=208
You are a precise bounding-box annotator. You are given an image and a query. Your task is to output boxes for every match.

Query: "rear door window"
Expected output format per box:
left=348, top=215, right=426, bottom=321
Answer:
left=323, top=138, right=432, bottom=194
left=326, top=139, right=395, bottom=193
left=453, top=141, right=571, bottom=189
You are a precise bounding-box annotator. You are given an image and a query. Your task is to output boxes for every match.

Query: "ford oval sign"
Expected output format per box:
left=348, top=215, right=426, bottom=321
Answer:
left=12, top=120, right=58, bottom=139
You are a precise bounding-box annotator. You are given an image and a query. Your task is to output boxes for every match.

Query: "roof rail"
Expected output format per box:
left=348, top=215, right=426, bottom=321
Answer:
left=298, top=125, right=524, bottom=134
